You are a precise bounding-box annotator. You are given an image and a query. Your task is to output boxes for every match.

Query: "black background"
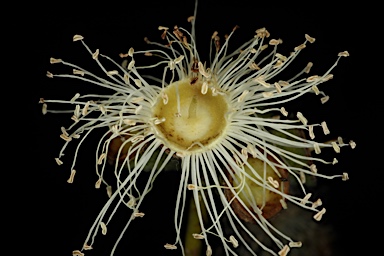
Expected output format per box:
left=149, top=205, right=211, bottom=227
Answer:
left=29, top=1, right=374, bottom=255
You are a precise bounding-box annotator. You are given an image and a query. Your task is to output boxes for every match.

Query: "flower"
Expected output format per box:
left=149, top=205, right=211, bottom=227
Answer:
left=41, top=2, right=355, bottom=256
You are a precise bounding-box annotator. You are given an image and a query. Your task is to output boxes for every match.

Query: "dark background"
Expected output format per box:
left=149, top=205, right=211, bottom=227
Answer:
left=30, top=1, right=373, bottom=255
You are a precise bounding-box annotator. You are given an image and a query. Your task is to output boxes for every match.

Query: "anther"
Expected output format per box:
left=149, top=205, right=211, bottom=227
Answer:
left=41, top=103, right=48, bottom=115
left=342, top=172, right=349, bottom=181
left=201, top=82, right=208, bottom=94
left=164, top=244, right=177, bottom=250
left=296, top=112, right=308, bottom=125
left=310, top=164, right=317, bottom=173
left=331, top=141, right=340, bottom=153
left=73, top=69, right=85, bottom=76
left=321, top=95, right=329, bottom=104
left=278, top=245, right=290, bottom=256
left=192, top=233, right=205, bottom=239
left=280, top=198, right=288, bottom=209
left=313, top=208, right=326, bottom=221
left=106, top=186, right=112, bottom=198
left=67, top=169, right=76, bottom=183
left=73, top=35, right=84, bottom=41
left=289, top=241, right=303, bottom=248
left=338, top=51, right=349, bottom=57
left=294, top=44, right=306, bottom=51
left=306, top=75, right=319, bottom=82
left=46, top=71, right=53, bottom=78
left=238, top=90, right=249, bottom=102
left=92, top=49, right=100, bottom=60
left=321, top=121, right=330, bottom=135
left=229, top=235, right=239, bottom=248
left=83, top=244, right=93, bottom=250
left=280, top=107, right=288, bottom=117
left=128, top=60, right=135, bottom=70
left=304, top=62, right=313, bottom=73
left=305, top=34, right=316, bottom=43
left=274, top=82, right=282, bottom=93
left=95, top=178, right=102, bottom=189
left=312, top=198, right=322, bottom=209
left=314, top=143, right=321, bottom=154
left=50, top=57, right=62, bottom=64
left=268, top=176, right=279, bottom=188
left=300, top=193, right=312, bottom=204
left=332, top=158, right=338, bottom=165
left=349, top=140, right=356, bottom=149
left=309, top=125, right=315, bottom=139
left=311, top=85, right=320, bottom=95
left=72, top=250, right=84, bottom=256
left=100, top=222, right=107, bottom=235
left=97, top=153, right=106, bottom=165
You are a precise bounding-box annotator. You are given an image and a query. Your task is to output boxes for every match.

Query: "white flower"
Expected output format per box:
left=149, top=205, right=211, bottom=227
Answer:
left=42, top=3, right=355, bottom=256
